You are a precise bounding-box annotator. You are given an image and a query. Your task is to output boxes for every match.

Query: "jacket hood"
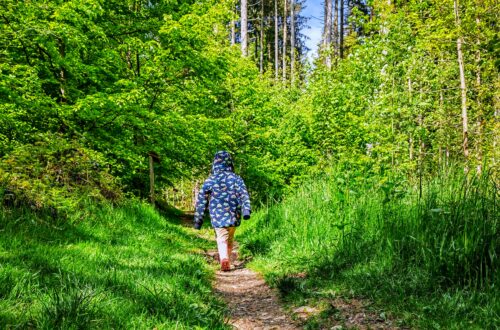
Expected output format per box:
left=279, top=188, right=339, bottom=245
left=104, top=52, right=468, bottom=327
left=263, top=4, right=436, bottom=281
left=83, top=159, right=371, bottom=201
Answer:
left=211, top=151, right=234, bottom=174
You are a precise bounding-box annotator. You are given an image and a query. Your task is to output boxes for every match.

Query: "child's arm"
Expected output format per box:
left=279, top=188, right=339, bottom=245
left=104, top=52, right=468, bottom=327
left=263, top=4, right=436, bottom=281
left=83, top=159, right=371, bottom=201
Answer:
left=193, top=178, right=212, bottom=229
left=236, top=177, right=251, bottom=219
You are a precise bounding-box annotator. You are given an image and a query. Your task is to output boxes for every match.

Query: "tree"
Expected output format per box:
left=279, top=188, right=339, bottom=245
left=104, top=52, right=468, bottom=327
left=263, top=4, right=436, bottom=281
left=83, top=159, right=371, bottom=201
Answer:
left=340, top=0, right=344, bottom=58
left=241, top=0, right=248, bottom=56
left=275, top=0, right=279, bottom=79
left=323, top=0, right=333, bottom=68
left=290, top=0, right=296, bottom=83
left=282, top=0, right=288, bottom=81
left=454, top=0, right=469, bottom=164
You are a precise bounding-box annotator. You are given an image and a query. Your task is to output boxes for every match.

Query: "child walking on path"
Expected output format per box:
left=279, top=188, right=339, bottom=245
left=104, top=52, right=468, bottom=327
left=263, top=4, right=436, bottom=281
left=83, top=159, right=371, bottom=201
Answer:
left=193, top=151, right=251, bottom=271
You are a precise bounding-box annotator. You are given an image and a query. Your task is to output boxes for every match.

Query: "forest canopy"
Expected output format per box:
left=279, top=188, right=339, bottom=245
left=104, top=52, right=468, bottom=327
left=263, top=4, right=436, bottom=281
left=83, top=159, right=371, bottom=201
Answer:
left=0, top=0, right=498, bottom=210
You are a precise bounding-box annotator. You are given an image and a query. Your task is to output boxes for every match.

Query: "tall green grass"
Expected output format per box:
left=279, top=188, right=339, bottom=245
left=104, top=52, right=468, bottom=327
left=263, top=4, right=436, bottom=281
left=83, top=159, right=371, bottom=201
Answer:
left=239, top=170, right=499, bottom=329
left=0, top=201, right=228, bottom=329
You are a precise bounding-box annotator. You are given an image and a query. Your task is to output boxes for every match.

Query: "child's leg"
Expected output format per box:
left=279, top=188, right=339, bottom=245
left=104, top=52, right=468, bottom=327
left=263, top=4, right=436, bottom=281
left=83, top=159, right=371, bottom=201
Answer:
left=227, top=227, right=236, bottom=261
left=214, top=227, right=230, bottom=261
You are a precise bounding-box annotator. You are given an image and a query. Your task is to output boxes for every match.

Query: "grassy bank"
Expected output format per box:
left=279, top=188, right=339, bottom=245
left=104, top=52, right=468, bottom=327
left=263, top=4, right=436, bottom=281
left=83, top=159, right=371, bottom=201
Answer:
left=239, top=170, right=499, bottom=329
left=0, top=201, right=227, bottom=329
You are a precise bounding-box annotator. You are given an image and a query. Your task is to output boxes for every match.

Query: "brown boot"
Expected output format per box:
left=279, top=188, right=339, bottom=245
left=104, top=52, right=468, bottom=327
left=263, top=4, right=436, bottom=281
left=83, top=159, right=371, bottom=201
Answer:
left=220, top=258, right=230, bottom=271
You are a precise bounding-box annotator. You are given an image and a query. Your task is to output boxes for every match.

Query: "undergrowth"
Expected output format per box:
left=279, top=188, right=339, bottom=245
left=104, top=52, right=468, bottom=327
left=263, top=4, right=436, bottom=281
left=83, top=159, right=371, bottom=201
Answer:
left=239, top=169, right=499, bottom=329
left=0, top=201, right=228, bottom=329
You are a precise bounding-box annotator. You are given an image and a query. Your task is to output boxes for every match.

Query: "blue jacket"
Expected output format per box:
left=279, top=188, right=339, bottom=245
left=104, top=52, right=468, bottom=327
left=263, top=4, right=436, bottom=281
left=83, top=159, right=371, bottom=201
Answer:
left=194, top=151, right=251, bottom=229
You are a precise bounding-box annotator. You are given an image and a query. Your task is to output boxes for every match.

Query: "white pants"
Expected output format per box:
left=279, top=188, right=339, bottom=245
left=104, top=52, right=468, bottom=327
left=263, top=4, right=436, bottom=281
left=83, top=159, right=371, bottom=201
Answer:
left=214, top=227, right=236, bottom=261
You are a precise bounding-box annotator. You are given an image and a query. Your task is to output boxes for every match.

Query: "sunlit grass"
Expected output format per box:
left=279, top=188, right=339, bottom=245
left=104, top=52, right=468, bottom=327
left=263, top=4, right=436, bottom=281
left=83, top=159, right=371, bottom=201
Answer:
left=0, top=201, right=228, bottom=329
left=239, top=169, right=499, bottom=329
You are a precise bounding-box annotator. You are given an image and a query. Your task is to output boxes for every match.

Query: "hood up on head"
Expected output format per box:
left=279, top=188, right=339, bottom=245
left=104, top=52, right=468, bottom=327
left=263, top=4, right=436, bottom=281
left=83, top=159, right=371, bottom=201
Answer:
left=211, top=151, right=234, bottom=174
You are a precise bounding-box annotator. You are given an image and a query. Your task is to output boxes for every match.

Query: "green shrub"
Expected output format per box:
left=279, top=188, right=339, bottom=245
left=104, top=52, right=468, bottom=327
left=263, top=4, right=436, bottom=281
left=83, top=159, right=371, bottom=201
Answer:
left=0, top=134, right=122, bottom=218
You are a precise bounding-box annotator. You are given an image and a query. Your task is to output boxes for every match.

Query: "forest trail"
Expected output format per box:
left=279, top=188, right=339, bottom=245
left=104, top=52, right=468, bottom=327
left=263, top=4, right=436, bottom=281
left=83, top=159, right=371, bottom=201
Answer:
left=180, top=213, right=400, bottom=329
left=207, top=248, right=401, bottom=330
left=178, top=213, right=298, bottom=328
left=207, top=249, right=300, bottom=330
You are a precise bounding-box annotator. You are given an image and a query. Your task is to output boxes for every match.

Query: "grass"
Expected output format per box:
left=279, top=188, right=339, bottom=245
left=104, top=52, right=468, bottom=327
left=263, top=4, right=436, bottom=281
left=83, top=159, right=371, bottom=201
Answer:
left=238, top=169, right=499, bottom=329
left=0, top=201, right=228, bottom=329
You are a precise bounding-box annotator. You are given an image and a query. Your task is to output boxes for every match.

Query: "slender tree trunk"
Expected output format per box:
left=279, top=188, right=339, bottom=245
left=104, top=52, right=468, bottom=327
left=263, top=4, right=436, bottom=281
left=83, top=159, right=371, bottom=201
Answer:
left=324, top=0, right=332, bottom=69
left=260, top=0, right=265, bottom=73
left=323, top=0, right=327, bottom=47
left=475, top=13, right=483, bottom=173
left=136, top=52, right=140, bottom=77
left=274, top=0, right=279, bottom=80
left=135, top=2, right=141, bottom=77
left=241, top=0, right=248, bottom=56
left=282, top=0, right=287, bottom=81
left=254, top=29, right=259, bottom=61
left=418, top=88, right=424, bottom=199
left=126, top=49, right=132, bottom=69
left=494, top=79, right=500, bottom=168
left=454, top=0, right=469, bottom=162
left=230, top=1, right=236, bottom=45
left=340, top=0, right=344, bottom=58
left=231, top=16, right=236, bottom=45
left=268, top=41, right=272, bottom=63
left=58, top=41, right=66, bottom=102
left=149, top=154, right=155, bottom=206
left=192, top=181, right=199, bottom=210
left=333, top=0, right=339, bottom=59
left=439, top=89, right=445, bottom=168
left=408, top=77, right=414, bottom=161
left=409, top=134, right=414, bottom=161
left=290, top=0, right=295, bottom=83
left=418, top=88, right=425, bottom=167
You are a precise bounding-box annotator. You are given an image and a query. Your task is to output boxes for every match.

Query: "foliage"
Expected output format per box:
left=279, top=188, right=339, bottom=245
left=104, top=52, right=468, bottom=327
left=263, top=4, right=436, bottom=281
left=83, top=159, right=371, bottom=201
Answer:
left=309, top=0, right=499, bottom=175
left=0, top=134, right=121, bottom=216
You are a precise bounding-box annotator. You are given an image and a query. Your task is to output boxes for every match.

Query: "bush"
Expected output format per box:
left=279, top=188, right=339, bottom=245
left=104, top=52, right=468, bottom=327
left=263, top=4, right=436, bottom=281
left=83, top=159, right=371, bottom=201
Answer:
left=0, top=134, right=122, bottom=218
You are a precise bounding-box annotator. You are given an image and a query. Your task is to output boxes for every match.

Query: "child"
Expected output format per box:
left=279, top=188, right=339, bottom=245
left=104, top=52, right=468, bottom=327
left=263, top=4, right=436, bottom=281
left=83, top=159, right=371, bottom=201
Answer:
left=193, top=151, right=251, bottom=271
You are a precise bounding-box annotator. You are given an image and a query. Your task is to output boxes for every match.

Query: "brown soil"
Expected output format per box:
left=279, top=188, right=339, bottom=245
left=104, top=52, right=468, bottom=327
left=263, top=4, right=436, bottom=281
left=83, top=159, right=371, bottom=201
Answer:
left=207, top=250, right=300, bottom=330
left=205, top=248, right=403, bottom=330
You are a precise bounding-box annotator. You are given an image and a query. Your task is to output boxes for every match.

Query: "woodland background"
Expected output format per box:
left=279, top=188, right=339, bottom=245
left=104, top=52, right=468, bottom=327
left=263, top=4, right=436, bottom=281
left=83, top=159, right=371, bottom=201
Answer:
left=0, top=0, right=498, bottom=328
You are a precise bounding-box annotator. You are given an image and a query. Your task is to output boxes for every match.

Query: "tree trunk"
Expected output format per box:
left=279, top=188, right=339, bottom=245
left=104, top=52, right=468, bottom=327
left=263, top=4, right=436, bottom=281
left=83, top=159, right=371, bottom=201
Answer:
left=241, top=0, right=248, bottom=56
left=333, top=0, right=339, bottom=59
left=231, top=21, right=235, bottom=45
left=439, top=89, right=445, bottom=168
left=282, top=0, right=287, bottom=81
left=230, top=1, right=236, bottom=45
left=324, top=0, right=332, bottom=69
left=149, top=155, right=155, bottom=206
left=475, top=13, right=482, bottom=173
left=255, top=28, right=259, bottom=61
left=340, top=0, right=344, bottom=58
left=408, top=77, right=414, bottom=161
left=192, top=181, right=199, bottom=210
left=268, top=41, right=272, bottom=63
left=58, top=41, right=66, bottom=102
left=136, top=51, right=140, bottom=77
left=290, top=0, right=295, bottom=83
left=274, top=0, right=279, bottom=80
left=454, top=0, right=469, bottom=162
left=260, top=0, right=265, bottom=73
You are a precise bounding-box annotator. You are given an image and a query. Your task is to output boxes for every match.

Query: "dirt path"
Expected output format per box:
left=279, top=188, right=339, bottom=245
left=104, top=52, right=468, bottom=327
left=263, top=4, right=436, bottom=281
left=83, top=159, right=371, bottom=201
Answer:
left=183, top=212, right=399, bottom=329
left=179, top=212, right=299, bottom=329
left=206, top=248, right=400, bottom=330
left=206, top=250, right=300, bottom=330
